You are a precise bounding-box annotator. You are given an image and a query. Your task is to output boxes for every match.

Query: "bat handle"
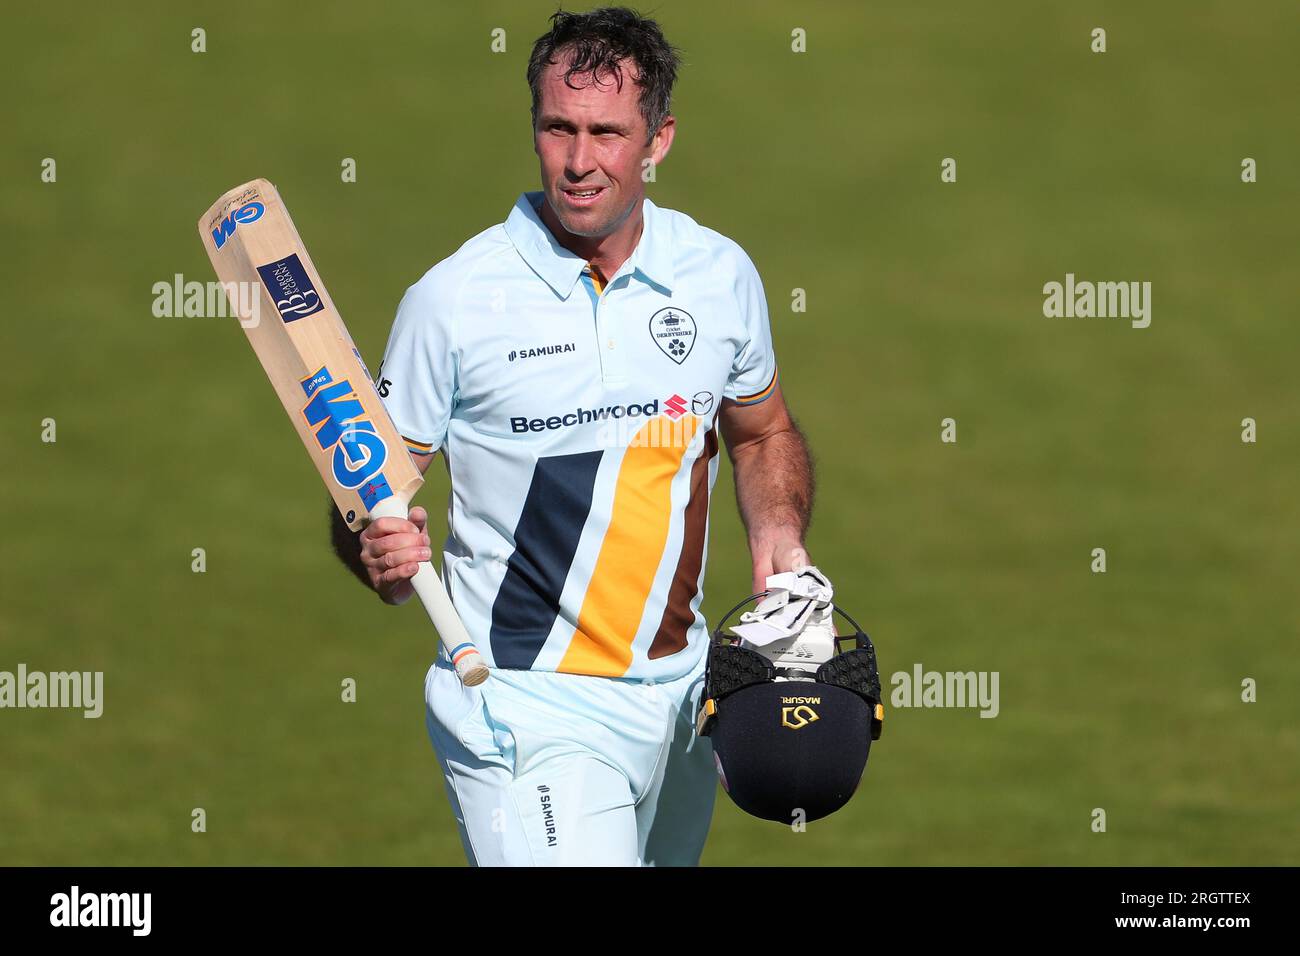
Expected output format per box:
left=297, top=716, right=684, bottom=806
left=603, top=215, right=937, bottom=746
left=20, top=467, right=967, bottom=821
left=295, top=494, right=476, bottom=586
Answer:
left=368, top=498, right=489, bottom=686
left=409, top=564, right=489, bottom=686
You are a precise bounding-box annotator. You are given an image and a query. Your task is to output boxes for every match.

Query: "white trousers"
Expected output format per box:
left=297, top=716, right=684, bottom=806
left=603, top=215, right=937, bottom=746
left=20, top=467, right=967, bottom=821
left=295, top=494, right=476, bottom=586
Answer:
left=423, top=652, right=717, bottom=866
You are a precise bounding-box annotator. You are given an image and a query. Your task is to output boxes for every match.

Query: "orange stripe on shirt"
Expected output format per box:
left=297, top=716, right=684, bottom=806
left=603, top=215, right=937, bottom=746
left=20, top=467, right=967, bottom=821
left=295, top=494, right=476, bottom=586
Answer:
left=734, top=365, right=778, bottom=405
left=558, top=413, right=702, bottom=676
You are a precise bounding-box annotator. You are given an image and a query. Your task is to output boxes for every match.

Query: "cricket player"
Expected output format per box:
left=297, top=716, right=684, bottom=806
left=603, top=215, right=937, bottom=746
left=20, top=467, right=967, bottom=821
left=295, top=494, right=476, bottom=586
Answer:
left=333, top=6, right=814, bottom=865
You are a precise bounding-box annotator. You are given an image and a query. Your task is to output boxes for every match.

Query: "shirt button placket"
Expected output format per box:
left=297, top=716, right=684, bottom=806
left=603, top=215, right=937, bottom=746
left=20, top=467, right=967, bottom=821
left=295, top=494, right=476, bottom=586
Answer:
left=594, top=275, right=626, bottom=385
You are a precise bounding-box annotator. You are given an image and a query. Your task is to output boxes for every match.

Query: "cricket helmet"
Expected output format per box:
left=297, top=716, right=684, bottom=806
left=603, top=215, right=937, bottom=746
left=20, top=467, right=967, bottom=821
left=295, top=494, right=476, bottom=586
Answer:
left=696, top=593, right=884, bottom=824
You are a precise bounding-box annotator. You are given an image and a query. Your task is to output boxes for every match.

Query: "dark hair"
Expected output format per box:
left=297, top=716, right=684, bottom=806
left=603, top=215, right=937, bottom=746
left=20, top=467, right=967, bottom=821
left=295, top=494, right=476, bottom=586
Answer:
left=527, top=7, right=681, bottom=144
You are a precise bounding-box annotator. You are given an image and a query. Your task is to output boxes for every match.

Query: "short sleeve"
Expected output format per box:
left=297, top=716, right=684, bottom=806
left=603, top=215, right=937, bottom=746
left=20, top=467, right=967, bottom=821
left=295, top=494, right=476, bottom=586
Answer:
left=722, top=243, right=779, bottom=405
left=375, top=271, right=458, bottom=455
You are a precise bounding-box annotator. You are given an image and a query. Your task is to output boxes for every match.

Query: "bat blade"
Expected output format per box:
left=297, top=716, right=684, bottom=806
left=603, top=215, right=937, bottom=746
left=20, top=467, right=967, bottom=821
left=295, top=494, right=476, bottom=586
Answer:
left=197, top=179, right=488, bottom=686
left=197, top=178, right=420, bottom=530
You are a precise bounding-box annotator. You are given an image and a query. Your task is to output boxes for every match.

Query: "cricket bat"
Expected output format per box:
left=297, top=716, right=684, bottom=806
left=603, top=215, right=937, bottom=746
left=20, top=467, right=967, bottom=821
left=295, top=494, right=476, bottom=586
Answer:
left=197, top=178, right=488, bottom=686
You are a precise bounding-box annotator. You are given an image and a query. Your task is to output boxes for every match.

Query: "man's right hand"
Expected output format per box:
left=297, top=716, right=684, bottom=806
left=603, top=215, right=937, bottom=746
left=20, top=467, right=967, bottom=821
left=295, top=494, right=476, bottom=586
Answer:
left=359, top=505, right=434, bottom=605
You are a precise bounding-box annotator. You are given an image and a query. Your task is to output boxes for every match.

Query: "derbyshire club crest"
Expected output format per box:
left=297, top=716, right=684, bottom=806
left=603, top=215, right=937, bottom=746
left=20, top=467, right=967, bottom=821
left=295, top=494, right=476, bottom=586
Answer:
left=648, top=307, right=696, bottom=364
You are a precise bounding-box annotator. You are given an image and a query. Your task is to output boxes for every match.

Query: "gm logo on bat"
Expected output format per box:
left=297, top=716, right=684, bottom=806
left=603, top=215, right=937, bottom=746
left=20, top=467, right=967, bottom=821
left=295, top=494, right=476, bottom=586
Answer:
left=210, top=200, right=265, bottom=249
left=299, top=365, right=394, bottom=509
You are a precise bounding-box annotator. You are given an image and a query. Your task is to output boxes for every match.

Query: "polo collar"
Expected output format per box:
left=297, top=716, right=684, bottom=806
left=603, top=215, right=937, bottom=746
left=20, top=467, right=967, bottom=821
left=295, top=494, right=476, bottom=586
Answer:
left=504, top=190, right=676, bottom=299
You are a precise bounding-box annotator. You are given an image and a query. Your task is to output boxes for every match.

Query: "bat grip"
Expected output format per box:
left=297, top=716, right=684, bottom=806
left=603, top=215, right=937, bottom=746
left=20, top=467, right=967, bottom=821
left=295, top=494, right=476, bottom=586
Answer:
left=368, top=497, right=489, bottom=686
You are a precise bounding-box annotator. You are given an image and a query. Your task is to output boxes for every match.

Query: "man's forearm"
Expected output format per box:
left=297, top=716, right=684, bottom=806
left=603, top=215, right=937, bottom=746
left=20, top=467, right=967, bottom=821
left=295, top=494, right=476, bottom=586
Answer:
left=731, top=420, right=815, bottom=551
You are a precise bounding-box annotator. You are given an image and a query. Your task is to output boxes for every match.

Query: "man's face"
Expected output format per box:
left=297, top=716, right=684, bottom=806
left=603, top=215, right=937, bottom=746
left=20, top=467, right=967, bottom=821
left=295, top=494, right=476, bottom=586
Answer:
left=533, top=57, right=673, bottom=239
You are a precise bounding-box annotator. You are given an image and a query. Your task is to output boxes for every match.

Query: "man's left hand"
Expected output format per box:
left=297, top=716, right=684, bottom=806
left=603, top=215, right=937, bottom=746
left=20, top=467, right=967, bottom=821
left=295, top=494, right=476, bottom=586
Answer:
left=751, top=535, right=810, bottom=593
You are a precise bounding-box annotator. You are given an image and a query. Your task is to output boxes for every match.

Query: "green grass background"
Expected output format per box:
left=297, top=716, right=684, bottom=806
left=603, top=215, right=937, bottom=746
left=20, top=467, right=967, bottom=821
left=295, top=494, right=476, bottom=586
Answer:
left=2, top=0, right=1296, bottom=865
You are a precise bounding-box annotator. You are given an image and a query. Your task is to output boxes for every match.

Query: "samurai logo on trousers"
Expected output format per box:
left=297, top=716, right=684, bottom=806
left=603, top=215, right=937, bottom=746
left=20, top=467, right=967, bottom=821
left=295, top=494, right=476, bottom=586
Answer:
left=649, top=307, right=696, bottom=364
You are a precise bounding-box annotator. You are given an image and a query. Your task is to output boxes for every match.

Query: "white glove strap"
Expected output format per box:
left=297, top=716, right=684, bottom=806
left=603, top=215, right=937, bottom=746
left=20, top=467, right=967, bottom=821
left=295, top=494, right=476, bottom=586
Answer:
left=729, top=567, right=833, bottom=647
